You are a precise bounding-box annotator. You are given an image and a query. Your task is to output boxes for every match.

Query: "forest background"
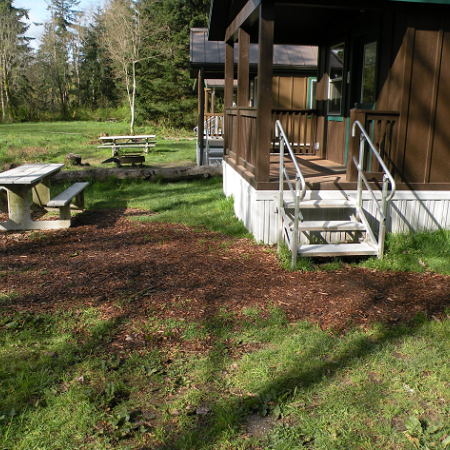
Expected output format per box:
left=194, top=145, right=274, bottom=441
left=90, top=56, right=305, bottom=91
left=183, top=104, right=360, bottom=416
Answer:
left=0, top=0, right=211, bottom=130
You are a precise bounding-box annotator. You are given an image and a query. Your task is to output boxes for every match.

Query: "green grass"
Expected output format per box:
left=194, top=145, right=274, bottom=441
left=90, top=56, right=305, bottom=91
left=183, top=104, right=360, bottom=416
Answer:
left=1, top=306, right=450, bottom=449
left=360, top=229, right=450, bottom=274
left=80, top=176, right=251, bottom=238
left=279, top=229, right=450, bottom=275
left=0, top=121, right=197, bottom=169
left=2, top=122, right=450, bottom=448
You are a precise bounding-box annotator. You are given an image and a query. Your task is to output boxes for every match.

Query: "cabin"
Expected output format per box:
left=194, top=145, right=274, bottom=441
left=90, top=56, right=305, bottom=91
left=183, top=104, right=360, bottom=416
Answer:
left=190, top=28, right=317, bottom=166
left=208, top=0, right=450, bottom=262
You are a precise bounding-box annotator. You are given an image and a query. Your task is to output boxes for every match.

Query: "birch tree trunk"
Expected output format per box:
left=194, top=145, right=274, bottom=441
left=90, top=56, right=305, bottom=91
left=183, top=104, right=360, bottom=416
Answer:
left=101, top=0, right=167, bottom=135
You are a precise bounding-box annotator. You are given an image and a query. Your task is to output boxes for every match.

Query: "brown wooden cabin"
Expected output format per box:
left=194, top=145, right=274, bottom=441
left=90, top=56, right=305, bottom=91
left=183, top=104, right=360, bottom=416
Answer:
left=208, top=0, right=450, bottom=249
left=190, top=28, right=317, bottom=165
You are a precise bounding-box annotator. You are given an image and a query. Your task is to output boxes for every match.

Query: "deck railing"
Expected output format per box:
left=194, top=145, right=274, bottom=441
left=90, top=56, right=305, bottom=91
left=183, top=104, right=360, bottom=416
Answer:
left=349, top=109, right=400, bottom=180
left=225, top=107, right=257, bottom=174
left=271, top=109, right=317, bottom=154
left=204, top=113, right=224, bottom=138
left=225, top=107, right=317, bottom=176
left=195, top=114, right=224, bottom=138
left=352, top=120, right=396, bottom=258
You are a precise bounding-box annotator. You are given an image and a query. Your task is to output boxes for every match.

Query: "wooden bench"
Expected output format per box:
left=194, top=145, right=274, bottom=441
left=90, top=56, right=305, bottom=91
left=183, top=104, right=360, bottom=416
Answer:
left=47, top=182, right=89, bottom=224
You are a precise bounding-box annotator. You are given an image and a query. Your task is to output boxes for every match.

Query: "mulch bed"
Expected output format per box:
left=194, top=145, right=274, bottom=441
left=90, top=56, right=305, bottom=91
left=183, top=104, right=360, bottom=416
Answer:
left=1, top=208, right=450, bottom=348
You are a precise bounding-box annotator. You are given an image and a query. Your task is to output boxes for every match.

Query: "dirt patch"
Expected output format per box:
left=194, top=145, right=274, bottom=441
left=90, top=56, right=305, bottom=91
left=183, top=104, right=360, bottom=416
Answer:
left=244, top=414, right=277, bottom=438
left=1, top=208, right=450, bottom=346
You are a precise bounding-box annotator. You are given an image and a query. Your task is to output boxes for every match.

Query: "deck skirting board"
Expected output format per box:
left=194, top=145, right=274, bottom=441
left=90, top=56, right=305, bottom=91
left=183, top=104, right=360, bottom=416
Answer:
left=223, top=161, right=450, bottom=244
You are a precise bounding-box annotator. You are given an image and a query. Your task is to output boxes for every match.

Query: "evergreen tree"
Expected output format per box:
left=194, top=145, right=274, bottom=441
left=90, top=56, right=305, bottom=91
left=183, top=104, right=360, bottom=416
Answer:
left=138, top=0, right=210, bottom=128
left=79, top=10, right=118, bottom=111
left=39, top=0, right=80, bottom=117
left=0, top=0, right=32, bottom=121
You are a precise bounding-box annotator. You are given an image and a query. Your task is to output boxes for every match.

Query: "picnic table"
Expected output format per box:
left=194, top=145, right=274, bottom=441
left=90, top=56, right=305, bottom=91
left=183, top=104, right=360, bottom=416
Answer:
left=0, top=164, right=88, bottom=231
left=98, top=135, right=156, bottom=156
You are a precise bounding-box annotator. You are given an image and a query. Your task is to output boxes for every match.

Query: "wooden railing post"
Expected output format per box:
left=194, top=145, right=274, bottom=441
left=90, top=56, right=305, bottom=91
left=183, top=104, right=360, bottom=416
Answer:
left=197, top=67, right=205, bottom=166
left=237, top=28, right=250, bottom=167
left=224, top=41, right=234, bottom=156
left=348, top=109, right=366, bottom=182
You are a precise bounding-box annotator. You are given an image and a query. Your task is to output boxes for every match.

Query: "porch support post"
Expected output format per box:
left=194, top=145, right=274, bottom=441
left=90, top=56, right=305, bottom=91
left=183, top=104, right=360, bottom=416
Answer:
left=255, top=1, right=274, bottom=183
left=224, top=41, right=234, bottom=156
left=237, top=27, right=250, bottom=165
left=198, top=67, right=205, bottom=166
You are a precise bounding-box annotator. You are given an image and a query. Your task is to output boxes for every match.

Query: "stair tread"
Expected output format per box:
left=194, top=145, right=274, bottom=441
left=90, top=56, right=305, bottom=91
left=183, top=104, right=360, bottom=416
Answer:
left=297, top=220, right=366, bottom=231
left=284, top=199, right=357, bottom=209
left=297, top=243, right=378, bottom=256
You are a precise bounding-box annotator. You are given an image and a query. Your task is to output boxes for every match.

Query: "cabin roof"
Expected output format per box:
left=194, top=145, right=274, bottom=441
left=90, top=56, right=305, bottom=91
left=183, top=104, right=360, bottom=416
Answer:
left=208, top=0, right=450, bottom=44
left=190, top=28, right=317, bottom=78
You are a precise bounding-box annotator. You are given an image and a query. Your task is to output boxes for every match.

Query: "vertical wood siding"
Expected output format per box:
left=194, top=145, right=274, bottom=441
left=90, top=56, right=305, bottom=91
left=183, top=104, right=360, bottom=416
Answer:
left=272, top=76, right=308, bottom=109
left=376, top=12, right=450, bottom=185
left=326, top=119, right=347, bottom=165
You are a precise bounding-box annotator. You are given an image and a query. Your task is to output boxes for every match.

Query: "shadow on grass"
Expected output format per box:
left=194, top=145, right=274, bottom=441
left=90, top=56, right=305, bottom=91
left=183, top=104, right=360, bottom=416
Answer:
left=1, top=207, right=449, bottom=448
left=145, top=306, right=428, bottom=450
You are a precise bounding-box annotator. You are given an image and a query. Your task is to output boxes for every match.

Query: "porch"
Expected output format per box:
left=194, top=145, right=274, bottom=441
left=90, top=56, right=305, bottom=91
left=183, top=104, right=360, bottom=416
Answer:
left=209, top=0, right=450, bottom=256
left=223, top=106, right=450, bottom=247
left=225, top=107, right=402, bottom=191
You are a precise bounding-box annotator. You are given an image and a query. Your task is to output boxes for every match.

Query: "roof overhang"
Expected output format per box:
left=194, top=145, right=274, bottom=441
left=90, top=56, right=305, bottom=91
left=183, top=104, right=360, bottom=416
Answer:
left=190, top=28, right=318, bottom=79
left=209, top=0, right=450, bottom=44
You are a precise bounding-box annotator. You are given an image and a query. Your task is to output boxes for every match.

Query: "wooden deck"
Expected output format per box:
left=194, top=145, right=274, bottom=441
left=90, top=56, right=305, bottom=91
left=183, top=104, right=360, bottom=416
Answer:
left=269, top=154, right=348, bottom=187
left=226, top=151, right=450, bottom=192
left=225, top=153, right=352, bottom=190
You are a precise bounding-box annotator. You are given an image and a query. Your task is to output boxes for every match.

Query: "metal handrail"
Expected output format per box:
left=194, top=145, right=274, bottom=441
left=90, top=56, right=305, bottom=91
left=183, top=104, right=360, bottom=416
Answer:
left=352, top=120, right=396, bottom=201
left=275, top=120, right=306, bottom=267
left=352, top=120, right=396, bottom=257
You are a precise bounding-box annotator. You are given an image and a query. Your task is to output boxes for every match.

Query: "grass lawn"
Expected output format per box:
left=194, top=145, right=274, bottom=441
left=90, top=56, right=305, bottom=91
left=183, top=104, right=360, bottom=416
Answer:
left=1, top=122, right=450, bottom=449
left=1, top=302, right=450, bottom=449
left=0, top=121, right=197, bottom=170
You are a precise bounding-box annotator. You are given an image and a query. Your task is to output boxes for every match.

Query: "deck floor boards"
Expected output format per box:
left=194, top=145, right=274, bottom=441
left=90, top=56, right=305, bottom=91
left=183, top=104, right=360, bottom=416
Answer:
left=269, top=154, right=348, bottom=186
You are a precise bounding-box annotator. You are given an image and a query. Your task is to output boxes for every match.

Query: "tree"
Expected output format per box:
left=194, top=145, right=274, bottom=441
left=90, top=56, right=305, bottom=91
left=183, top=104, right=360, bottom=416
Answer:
left=137, top=0, right=210, bottom=128
left=39, top=0, right=80, bottom=118
left=79, top=8, right=118, bottom=111
left=101, top=0, right=167, bottom=134
left=0, top=0, right=31, bottom=121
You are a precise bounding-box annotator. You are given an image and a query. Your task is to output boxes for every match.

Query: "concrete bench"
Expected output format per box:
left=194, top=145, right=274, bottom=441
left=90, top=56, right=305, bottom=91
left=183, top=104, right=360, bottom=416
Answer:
left=98, top=143, right=156, bottom=156
left=47, top=182, right=89, bottom=223
left=0, top=188, right=7, bottom=212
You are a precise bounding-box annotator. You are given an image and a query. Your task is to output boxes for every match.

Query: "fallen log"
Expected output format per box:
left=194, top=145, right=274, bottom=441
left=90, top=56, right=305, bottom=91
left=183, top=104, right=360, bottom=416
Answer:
left=52, top=164, right=222, bottom=183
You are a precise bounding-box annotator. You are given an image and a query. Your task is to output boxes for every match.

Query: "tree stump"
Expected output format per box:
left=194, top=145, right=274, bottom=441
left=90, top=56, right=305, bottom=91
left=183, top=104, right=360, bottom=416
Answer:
left=65, top=153, right=82, bottom=166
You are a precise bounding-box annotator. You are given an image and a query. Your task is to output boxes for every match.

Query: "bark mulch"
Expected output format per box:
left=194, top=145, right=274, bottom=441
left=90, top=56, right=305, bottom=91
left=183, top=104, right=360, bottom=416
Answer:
left=1, top=208, right=450, bottom=349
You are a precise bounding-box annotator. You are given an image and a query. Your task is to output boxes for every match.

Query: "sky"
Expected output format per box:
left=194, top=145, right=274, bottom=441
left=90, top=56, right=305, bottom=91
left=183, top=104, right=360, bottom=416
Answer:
left=14, top=0, right=95, bottom=48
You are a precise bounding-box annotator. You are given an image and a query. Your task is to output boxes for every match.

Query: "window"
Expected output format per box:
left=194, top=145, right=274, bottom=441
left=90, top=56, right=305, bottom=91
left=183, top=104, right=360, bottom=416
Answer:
left=361, top=41, right=377, bottom=104
left=308, top=77, right=317, bottom=109
left=328, top=43, right=345, bottom=115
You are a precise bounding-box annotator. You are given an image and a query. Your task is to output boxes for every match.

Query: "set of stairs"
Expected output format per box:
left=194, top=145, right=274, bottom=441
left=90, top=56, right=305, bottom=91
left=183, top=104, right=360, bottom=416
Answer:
left=205, top=138, right=224, bottom=165
left=196, top=138, right=224, bottom=166
left=275, top=119, right=393, bottom=264
left=280, top=196, right=380, bottom=258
